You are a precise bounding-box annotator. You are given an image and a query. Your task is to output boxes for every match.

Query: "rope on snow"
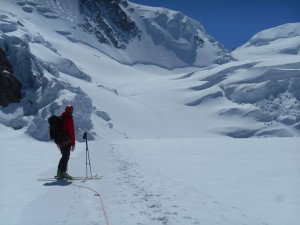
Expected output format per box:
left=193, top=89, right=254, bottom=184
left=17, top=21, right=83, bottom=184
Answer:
left=71, top=182, right=110, bottom=225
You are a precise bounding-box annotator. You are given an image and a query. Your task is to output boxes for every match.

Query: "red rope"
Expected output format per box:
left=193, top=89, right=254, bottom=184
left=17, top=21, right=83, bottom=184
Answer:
left=71, top=183, right=110, bottom=225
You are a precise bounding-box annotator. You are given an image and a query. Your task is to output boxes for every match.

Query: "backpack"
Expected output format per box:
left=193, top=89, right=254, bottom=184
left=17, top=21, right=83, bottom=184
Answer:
left=48, top=115, right=64, bottom=145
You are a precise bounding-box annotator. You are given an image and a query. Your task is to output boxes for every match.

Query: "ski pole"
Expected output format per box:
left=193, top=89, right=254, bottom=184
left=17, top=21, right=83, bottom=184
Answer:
left=83, top=132, right=93, bottom=178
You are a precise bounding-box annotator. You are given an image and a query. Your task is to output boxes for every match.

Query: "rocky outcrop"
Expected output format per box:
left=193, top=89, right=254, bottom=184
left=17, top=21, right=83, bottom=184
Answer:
left=0, top=48, right=22, bottom=107
left=79, top=0, right=140, bottom=49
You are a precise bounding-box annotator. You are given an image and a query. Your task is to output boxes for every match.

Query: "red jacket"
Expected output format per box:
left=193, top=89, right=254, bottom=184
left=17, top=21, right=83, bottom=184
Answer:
left=61, top=112, right=75, bottom=147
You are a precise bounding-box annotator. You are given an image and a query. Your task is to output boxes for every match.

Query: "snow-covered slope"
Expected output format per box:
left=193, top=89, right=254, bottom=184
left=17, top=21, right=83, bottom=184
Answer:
left=233, top=23, right=300, bottom=59
left=182, top=22, right=300, bottom=137
left=120, top=2, right=231, bottom=68
left=1, top=0, right=230, bottom=69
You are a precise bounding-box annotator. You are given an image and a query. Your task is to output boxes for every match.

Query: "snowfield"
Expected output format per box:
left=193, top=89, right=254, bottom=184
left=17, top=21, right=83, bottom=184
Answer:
left=1, top=124, right=300, bottom=225
left=0, top=0, right=300, bottom=225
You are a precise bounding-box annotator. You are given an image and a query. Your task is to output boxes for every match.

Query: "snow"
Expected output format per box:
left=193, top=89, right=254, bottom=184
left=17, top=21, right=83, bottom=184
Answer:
left=1, top=124, right=300, bottom=225
left=0, top=0, right=300, bottom=225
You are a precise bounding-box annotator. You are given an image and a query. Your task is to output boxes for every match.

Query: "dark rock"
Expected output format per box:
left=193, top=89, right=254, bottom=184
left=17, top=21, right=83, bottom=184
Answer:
left=0, top=48, right=22, bottom=107
left=79, top=0, right=140, bottom=49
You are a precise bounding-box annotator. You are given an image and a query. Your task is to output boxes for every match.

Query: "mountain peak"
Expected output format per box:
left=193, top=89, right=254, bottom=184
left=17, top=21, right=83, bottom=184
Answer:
left=233, top=23, right=300, bottom=58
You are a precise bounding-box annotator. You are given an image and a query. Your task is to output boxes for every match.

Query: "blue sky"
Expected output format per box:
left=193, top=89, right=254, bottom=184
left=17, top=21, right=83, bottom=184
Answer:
left=129, top=0, right=300, bottom=50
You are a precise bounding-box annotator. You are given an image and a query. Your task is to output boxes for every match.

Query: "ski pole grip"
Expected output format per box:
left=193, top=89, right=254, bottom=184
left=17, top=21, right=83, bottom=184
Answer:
left=83, top=131, right=88, bottom=140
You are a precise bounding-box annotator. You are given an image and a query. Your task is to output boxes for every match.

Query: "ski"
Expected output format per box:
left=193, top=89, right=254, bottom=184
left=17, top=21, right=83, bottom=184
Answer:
left=38, top=175, right=103, bottom=182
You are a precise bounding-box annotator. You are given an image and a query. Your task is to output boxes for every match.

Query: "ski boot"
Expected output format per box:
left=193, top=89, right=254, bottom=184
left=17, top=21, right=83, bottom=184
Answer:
left=63, top=172, right=73, bottom=180
left=55, top=170, right=64, bottom=179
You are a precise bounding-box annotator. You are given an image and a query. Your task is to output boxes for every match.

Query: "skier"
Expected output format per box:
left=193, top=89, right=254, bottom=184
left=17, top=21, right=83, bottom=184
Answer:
left=56, top=105, right=76, bottom=179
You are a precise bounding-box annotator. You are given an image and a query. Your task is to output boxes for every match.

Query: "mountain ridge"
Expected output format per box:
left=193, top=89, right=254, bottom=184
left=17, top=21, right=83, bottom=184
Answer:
left=8, top=0, right=231, bottom=68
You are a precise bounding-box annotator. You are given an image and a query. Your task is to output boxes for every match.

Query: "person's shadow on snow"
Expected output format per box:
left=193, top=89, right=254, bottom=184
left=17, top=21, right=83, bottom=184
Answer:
left=43, top=180, right=72, bottom=186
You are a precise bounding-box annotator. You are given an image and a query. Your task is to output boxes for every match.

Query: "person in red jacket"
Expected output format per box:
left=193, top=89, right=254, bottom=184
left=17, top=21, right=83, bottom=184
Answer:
left=56, top=105, right=76, bottom=179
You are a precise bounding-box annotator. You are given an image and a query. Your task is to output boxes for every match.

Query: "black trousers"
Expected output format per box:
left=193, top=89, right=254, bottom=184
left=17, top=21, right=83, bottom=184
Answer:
left=58, top=143, right=71, bottom=173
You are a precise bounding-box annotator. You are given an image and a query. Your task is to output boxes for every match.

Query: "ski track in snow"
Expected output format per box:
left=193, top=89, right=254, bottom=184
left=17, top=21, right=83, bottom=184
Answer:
left=108, top=146, right=221, bottom=225
left=97, top=139, right=300, bottom=225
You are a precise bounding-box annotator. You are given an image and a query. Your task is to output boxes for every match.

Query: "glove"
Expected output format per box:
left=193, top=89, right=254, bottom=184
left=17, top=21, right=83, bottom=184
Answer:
left=71, top=145, right=75, bottom=151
